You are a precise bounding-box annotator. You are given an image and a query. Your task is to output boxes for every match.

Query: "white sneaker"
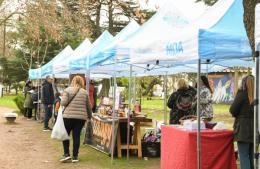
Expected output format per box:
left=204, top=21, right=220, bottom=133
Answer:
left=72, top=157, right=79, bottom=163
left=60, top=156, right=71, bottom=163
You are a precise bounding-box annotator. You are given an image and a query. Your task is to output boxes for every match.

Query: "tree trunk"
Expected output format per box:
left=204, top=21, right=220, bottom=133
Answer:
left=98, top=79, right=110, bottom=97
left=95, top=0, right=102, bottom=35
left=243, top=0, right=260, bottom=58
left=108, top=0, right=114, bottom=34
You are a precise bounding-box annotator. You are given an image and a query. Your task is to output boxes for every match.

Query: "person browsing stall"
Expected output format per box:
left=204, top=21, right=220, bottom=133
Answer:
left=54, top=92, right=61, bottom=123
left=198, top=75, right=214, bottom=121
left=24, top=80, right=34, bottom=120
left=42, top=75, right=54, bottom=131
left=167, top=79, right=197, bottom=124
left=60, top=75, right=92, bottom=163
left=230, top=75, right=254, bottom=169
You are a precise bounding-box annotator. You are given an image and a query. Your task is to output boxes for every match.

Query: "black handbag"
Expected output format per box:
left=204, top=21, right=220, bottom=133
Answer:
left=142, top=131, right=161, bottom=157
left=84, top=119, right=93, bottom=144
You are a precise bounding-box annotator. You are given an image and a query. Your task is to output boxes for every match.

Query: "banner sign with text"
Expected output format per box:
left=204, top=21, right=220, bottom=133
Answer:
left=85, top=115, right=119, bottom=155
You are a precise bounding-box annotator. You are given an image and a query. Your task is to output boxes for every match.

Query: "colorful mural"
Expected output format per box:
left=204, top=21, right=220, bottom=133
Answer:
left=209, top=74, right=235, bottom=103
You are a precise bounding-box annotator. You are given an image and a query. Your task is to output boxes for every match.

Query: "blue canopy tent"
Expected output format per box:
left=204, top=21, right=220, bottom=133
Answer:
left=113, top=0, right=252, bottom=67
left=125, top=0, right=253, bottom=168
left=52, top=38, right=92, bottom=76
left=69, top=31, right=113, bottom=74
left=90, top=20, right=140, bottom=67
left=92, top=0, right=253, bottom=167
left=28, top=45, right=74, bottom=79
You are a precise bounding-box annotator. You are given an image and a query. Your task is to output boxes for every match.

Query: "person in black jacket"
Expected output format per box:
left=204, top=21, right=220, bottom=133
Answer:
left=42, top=75, right=54, bottom=131
left=167, top=79, right=197, bottom=124
left=230, top=75, right=254, bottom=169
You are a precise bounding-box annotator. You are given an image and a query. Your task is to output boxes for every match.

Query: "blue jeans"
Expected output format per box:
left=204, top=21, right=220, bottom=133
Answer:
left=237, top=142, right=253, bottom=169
left=44, top=104, right=52, bottom=129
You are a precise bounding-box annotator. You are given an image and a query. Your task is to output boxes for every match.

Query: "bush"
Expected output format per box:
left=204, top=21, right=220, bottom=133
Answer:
left=13, top=95, right=25, bottom=115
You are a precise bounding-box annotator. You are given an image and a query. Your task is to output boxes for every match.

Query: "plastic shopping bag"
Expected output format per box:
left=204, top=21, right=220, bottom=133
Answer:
left=51, top=107, right=70, bottom=141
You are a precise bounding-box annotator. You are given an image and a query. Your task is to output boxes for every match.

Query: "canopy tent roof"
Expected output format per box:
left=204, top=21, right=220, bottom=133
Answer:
left=113, top=0, right=252, bottom=66
left=89, top=0, right=253, bottom=78
left=111, top=1, right=191, bottom=62
left=28, top=0, right=254, bottom=80
left=52, top=38, right=92, bottom=75
left=90, top=20, right=140, bottom=67
left=68, top=30, right=113, bottom=73
left=29, top=45, right=74, bottom=79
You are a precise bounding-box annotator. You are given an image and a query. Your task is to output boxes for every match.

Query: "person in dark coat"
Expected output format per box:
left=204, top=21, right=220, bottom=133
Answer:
left=167, top=79, right=197, bottom=124
left=42, top=75, right=54, bottom=131
left=24, top=80, right=34, bottom=119
left=230, top=75, right=254, bottom=169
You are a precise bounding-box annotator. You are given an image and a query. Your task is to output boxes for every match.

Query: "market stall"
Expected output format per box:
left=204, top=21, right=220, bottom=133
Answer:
left=108, top=0, right=253, bottom=168
left=26, top=0, right=257, bottom=167
left=161, top=125, right=237, bottom=169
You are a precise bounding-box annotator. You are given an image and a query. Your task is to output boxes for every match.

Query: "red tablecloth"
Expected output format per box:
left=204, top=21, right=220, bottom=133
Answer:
left=161, top=126, right=237, bottom=169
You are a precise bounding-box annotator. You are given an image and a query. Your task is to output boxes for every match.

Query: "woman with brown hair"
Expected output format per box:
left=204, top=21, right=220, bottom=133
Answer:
left=60, top=75, right=92, bottom=163
left=230, top=75, right=254, bottom=169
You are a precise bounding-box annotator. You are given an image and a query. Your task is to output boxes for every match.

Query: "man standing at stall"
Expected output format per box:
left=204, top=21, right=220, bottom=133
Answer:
left=42, top=75, right=54, bottom=131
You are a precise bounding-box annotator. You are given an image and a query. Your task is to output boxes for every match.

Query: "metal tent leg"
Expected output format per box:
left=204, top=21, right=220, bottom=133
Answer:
left=197, top=59, right=201, bottom=169
left=111, top=73, right=117, bottom=164
left=254, top=51, right=260, bottom=169
left=127, top=65, right=133, bottom=161
left=133, top=75, right=137, bottom=104
left=163, top=72, right=168, bottom=124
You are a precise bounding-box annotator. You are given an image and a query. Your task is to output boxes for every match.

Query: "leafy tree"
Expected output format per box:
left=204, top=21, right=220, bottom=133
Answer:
left=137, top=76, right=161, bottom=98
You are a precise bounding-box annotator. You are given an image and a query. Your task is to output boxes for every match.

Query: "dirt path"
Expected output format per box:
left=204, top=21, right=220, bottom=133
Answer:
left=0, top=107, right=96, bottom=169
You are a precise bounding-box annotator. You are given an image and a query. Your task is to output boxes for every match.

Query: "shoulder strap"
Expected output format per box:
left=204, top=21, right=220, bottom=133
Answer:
left=63, top=88, right=80, bottom=112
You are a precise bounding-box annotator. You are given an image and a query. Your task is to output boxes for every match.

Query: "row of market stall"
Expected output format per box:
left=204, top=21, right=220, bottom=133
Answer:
left=29, top=0, right=260, bottom=168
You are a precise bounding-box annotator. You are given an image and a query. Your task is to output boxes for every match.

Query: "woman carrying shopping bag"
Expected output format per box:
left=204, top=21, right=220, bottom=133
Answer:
left=60, top=75, right=92, bottom=163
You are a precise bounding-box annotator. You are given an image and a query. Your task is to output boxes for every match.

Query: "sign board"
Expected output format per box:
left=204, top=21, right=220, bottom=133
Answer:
left=84, top=115, right=119, bottom=155
left=255, top=4, right=260, bottom=51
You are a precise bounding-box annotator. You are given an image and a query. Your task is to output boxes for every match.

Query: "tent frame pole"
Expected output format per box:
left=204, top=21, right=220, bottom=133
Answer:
left=254, top=50, right=260, bottom=169
left=133, top=75, right=136, bottom=104
left=86, top=56, right=90, bottom=92
left=163, top=72, right=168, bottom=124
left=197, top=59, right=201, bottom=169
left=111, top=70, right=117, bottom=164
left=127, top=65, right=133, bottom=161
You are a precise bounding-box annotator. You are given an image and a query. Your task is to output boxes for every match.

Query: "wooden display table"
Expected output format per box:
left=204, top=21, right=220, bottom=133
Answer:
left=117, top=117, right=152, bottom=158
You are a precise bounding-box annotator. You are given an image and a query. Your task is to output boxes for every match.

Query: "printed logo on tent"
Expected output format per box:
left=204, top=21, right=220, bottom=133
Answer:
left=166, top=42, right=183, bottom=56
left=163, top=15, right=189, bottom=28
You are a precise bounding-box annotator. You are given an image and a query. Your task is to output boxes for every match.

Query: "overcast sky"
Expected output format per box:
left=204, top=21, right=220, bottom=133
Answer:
left=139, top=0, right=209, bottom=20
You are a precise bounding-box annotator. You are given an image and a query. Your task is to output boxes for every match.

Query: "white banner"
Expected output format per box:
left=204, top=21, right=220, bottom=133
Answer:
left=255, top=4, right=260, bottom=51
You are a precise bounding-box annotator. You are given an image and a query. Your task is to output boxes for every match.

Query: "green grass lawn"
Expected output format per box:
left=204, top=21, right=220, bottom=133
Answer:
left=0, top=95, right=19, bottom=110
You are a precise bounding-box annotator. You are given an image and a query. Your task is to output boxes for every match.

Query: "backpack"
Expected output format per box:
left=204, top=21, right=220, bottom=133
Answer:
left=176, top=90, right=195, bottom=112
left=31, top=91, right=38, bottom=102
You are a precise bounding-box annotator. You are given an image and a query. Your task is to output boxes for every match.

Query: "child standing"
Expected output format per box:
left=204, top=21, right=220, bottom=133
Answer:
left=54, top=92, right=61, bottom=123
